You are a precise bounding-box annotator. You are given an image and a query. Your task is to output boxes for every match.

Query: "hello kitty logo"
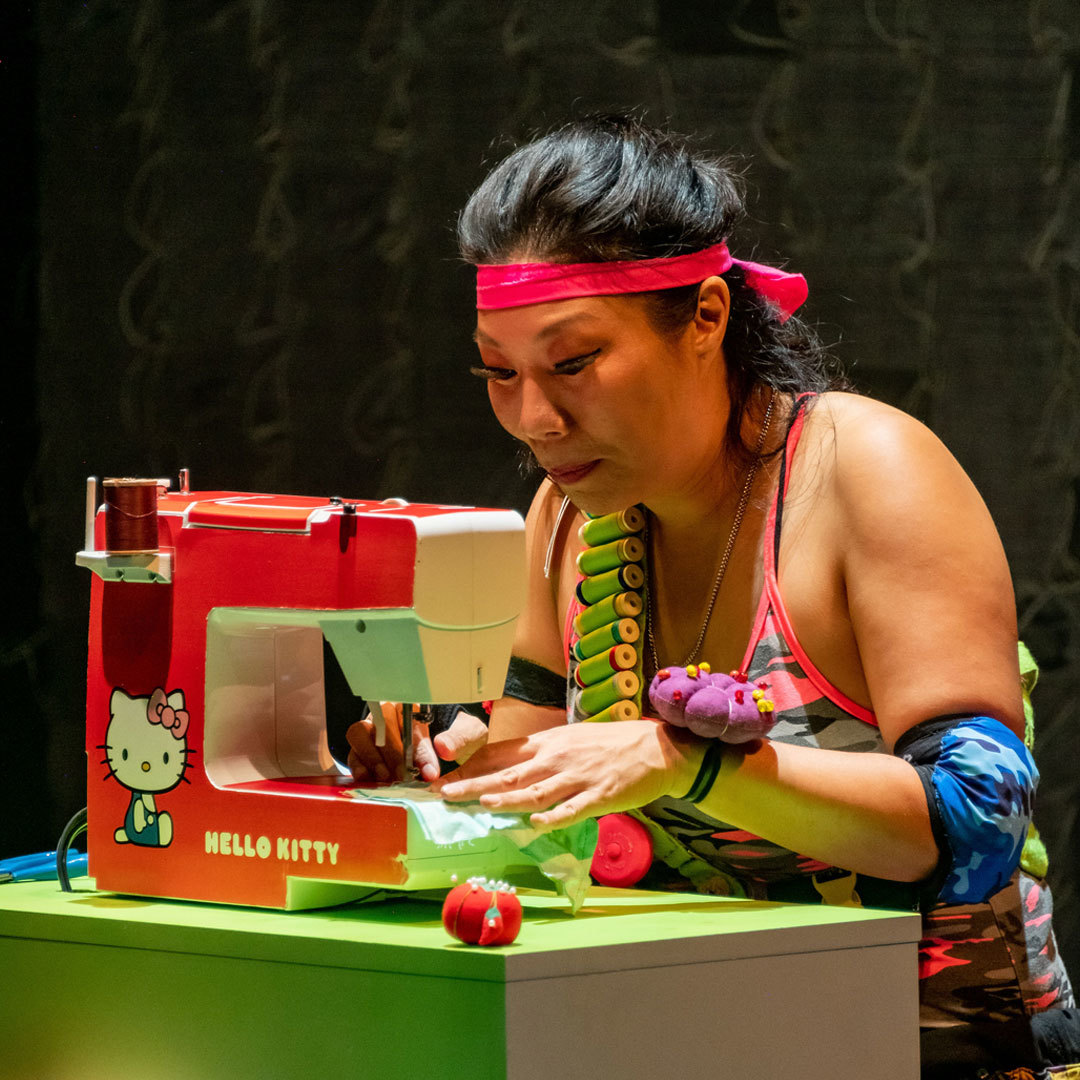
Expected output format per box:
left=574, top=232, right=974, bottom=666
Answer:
left=102, top=687, right=194, bottom=848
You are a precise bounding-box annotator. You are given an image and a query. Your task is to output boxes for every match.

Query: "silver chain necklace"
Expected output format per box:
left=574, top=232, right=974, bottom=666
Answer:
left=646, top=393, right=775, bottom=672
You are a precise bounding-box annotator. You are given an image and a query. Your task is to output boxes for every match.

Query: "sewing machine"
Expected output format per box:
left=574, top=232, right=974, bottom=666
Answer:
left=76, top=472, right=529, bottom=909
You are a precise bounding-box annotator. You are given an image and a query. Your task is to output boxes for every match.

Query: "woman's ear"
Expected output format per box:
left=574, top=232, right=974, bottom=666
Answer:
left=692, top=276, right=731, bottom=353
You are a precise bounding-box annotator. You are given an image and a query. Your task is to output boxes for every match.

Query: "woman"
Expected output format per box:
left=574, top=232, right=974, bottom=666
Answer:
left=348, top=115, right=1075, bottom=1077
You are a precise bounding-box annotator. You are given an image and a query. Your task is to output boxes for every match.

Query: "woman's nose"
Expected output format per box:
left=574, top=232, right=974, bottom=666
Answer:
left=517, top=377, right=569, bottom=440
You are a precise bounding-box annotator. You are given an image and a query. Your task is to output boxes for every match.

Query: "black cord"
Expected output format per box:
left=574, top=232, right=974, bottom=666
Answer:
left=56, top=807, right=88, bottom=892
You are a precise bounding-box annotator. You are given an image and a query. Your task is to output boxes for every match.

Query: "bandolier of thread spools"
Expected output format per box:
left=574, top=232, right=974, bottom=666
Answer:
left=568, top=506, right=647, bottom=723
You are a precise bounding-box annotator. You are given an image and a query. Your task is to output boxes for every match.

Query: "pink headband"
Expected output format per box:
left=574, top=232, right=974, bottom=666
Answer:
left=475, top=242, right=808, bottom=321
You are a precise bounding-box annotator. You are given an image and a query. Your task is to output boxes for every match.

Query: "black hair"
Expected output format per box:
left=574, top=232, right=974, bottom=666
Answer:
left=458, top=114, right=845, bottom=466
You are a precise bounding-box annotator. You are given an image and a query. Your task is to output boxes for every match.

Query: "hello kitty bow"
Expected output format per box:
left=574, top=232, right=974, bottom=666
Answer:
left=475, top=242, right=808, bottom=321
left=147, top=688, right=189, bottom=739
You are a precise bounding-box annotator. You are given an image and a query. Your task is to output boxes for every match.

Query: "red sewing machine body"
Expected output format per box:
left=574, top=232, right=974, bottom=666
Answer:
left=79, top=485, right=525, bottom=909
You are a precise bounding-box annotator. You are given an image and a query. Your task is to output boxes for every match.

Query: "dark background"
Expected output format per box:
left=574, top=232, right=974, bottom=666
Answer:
left=3, top=1, right=1078, bottom=974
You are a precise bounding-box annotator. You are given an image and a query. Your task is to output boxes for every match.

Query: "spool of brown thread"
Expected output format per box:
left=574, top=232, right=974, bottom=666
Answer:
left=103, top=478, right=160, bottom=554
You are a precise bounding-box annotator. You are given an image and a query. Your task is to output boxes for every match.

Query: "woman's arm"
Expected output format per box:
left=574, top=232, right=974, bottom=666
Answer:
left=487, top=478, right=576, bottom=743
left=693, top=399, right=1027, bottom=882
left=829, top=395, right=1023, bottom=742
left=692, top=737, right=938, bottom=881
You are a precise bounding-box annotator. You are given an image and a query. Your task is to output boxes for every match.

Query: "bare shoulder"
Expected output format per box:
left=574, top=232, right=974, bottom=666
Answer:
left=516, top=479, right=583, bottom=675
left=806, top=392, right=987, bottom=527
left=488, top=479, right=577, bottom=741
left=811, top=391, right=954, bottom=471
left=801, top=392, right=1023, bottom=740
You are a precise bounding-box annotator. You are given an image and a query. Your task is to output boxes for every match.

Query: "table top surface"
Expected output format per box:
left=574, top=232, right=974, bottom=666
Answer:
left=0, top=876, right=922, bottom=982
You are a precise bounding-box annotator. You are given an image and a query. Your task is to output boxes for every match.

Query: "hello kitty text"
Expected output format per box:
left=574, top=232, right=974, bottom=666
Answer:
left=204, top=832, right=340, bottom=865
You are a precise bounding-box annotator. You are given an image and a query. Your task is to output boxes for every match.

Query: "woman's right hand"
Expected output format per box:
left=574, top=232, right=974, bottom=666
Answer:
left=346, top=703, right=489, bottom=783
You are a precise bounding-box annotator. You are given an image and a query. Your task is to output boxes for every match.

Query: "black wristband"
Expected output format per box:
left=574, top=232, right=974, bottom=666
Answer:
left=681, top=740, right=725, bottom=804
left=503, top=655, right=566, bottom=708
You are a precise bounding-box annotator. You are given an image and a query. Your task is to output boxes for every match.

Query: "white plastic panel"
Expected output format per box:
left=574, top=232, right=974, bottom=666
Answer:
left=203, top=615, right=346, bottom=787
left=411, top=510, right=525, bottom=628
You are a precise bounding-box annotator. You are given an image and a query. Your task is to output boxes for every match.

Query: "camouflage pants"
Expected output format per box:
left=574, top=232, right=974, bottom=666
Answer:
left=919, top=870, right=1073, bottom=1027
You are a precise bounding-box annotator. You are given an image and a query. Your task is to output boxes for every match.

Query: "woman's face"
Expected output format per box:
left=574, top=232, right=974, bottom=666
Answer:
left=472, top=291, right=731, bottom=516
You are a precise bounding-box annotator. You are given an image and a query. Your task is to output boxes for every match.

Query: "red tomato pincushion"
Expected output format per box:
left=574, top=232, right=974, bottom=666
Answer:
left=442, top=876, right=523, bottom=946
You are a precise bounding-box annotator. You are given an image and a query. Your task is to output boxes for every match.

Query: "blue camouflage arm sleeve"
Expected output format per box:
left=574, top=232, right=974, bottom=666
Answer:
left=894, top=716, right=1038, bottom=905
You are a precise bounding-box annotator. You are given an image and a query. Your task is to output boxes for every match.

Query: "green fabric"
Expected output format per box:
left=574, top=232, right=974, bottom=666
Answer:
left=1017, top=641, right=1049, bottom=879
left=628, top=808, right=746, bottom=897
left=349, top=783, right=598, bottom=910
left=1018, top=639, right=1039, bottom=750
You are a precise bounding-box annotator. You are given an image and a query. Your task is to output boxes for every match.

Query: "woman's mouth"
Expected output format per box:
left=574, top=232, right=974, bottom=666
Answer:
left=545, top=460, right=600, bottom=485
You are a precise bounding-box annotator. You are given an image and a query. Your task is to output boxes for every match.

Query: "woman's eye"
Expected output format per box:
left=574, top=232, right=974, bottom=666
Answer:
left=469, top=364, right=515, bottom=382
left=555, top=349, right=601, bottom=374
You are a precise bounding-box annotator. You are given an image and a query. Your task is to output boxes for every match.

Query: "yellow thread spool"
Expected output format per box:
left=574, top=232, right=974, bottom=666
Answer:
left=575, top=644, right=638, bottom=688
left=574, top=618, right=640, bottom=662
left=574, top=591, right=643, bottom=638
left=577, top=563, right=645, bottom=606
left=579, top=506, right=646, bottom=547
left=576, top=535, right=645, bottom=577
left=585, top=700, right=640, bottom=723
left=579, top=671, right=640, bottom=715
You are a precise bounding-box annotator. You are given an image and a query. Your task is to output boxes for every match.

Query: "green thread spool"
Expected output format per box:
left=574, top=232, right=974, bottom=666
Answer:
left=574, top=591, right=643, bottom=638
left=575, top=643, right=638, bottom=688
left=574, top=618, right=640, bottom=662
left=585, top=700, right=640, bottom=723
left=577, top=563, right=645, bottom=606
left=576, top=535, right=645, bottom=577
left=579, top=670, right=640, bottom=715
left=579, top=506, right=645, bottom=547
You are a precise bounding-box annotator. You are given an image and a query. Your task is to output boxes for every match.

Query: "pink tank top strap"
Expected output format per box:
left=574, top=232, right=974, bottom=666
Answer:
left=756, top=394, right=877, bottom=726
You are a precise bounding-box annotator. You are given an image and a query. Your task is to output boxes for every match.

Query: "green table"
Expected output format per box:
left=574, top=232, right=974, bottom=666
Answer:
left=0, top=877, right=921, bottom=1079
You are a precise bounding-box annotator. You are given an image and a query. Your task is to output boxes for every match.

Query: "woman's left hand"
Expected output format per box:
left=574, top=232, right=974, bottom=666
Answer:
left=430, top=719, right=704, bottom=830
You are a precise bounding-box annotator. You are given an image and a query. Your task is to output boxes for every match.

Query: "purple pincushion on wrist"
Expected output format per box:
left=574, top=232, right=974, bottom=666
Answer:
left=648, top=664, right=777, bottom=743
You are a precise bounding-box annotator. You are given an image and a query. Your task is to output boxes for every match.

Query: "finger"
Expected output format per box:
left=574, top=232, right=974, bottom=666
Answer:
left=411, top=723, right=441, bottom=783
left=433, top=712, right=489, bottom=765
left=438, top=755, right=553, bottom=803
left=476, top=775, right=575, bottom=813
left=346, top=719, right=391, bottom=781
left=529, top=793, right=596, bottom=831
left=346, top=748, right=378, bottom=782
left=429, top=738, right=531, bottom=793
